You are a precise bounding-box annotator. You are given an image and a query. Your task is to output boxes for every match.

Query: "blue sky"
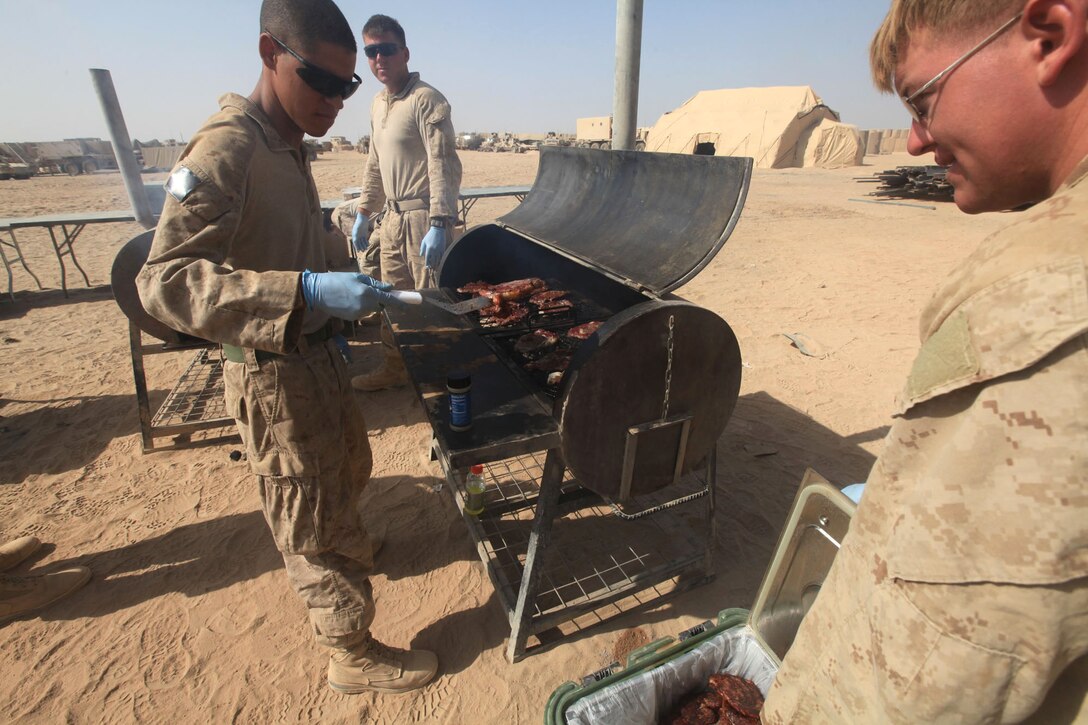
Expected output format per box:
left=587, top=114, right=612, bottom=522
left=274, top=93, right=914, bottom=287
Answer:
left=0, top=0, right=908, bottom=143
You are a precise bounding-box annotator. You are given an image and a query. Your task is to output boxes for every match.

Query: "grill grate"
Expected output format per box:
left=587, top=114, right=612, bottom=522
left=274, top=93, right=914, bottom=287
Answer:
left=456, top=451, right=709, bottom=648
left=150, top=347, right=228, bottom=428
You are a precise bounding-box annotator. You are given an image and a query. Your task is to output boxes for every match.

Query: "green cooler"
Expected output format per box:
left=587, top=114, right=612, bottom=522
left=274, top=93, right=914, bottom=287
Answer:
left=544, top=470, right=856, bottom=724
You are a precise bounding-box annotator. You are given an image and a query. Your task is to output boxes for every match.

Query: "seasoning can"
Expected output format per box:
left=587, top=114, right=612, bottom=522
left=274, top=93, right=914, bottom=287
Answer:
left=447, top=370, right=472, bottom=431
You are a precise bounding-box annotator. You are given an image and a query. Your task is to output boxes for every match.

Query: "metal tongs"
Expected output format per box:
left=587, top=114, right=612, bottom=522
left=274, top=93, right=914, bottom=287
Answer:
left=389, top=290, right=491, bottom=315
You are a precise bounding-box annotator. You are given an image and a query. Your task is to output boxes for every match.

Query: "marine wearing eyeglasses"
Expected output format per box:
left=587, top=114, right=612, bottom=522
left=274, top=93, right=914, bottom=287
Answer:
left=762, top=1, right=1088, bottom=723
left=348, top=13, right=464, bottom=393
left=136, top=0, right=439, bottom=697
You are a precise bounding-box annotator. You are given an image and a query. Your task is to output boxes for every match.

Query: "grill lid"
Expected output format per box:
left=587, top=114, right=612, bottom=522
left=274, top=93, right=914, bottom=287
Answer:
left=496, top=147, right=752, bottom=295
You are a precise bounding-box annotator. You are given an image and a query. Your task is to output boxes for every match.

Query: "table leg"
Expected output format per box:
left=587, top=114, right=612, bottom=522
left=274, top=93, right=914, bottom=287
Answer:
left=0, top=243, right=11, bottom=302
left=49, top=224, right=91, bottom=297
left=2, top=228, right=44, bottom=297
left=506, top=448, right=564, bottom=663
left=459, top=197, right=478, bottom=228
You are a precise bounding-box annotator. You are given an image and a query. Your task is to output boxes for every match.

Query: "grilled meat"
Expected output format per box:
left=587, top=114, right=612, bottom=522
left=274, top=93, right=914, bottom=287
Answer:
left=535, top=298, right=574, bottom=315
left=480, top=303, right=529, bottom=328
left=708, top=673, right=764, bottom=719
left=514, top=329, right=559, bottom=356
left=457, top=281, right=494, bottom=294
left=664, top=673, right=764, bottom=725
left=529, top=289, right=568, bottom=305
left=664, top=691, right=721, bottom=725
left=487, top=277, right=546, bottom=304
left=524, top=350, right=573, bottom=373
left=566, top=320, right=603, bottom=340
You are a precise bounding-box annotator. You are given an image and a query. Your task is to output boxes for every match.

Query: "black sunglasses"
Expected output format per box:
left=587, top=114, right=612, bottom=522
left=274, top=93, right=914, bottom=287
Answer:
left=266, top=31, right=362, bottom=100
left=363, top=42, right=402, bottom=59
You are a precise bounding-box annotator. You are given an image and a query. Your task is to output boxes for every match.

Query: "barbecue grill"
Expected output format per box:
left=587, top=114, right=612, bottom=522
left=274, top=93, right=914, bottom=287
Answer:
left=386, top=147, right=753, bottom=661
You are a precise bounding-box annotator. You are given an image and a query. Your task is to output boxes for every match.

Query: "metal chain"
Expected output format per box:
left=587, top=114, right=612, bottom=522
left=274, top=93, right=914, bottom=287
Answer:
left=661, top=314, right=675, bottom=421
left=609, top=484, right=709, bottom=520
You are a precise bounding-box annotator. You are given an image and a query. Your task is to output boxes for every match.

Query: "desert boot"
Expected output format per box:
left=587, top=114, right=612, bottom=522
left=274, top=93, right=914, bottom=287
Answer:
left=0, top=536, right=41, bottom=571
left=1, top=567, right=91, bottom=623
left=328, top=633, right=438, bottom=694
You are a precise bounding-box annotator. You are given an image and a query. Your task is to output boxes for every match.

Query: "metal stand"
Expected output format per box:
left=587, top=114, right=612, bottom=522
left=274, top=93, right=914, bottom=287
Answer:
left=128, top=321, right=238, bottom=453
left=434, top=441, right=717, bottom=663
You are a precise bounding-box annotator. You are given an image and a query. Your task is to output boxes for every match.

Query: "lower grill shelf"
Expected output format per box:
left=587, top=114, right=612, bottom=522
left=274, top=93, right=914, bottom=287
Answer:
left=150, top=347, right=229, bottom=428
left=128, top=321, right=239, bottom=453
left=446, top=450, right=714, bottom=660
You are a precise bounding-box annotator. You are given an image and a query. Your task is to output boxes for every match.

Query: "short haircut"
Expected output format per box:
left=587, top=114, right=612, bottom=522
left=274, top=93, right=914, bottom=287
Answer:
left=870, top=0, right=1023, bottom=92
left=260, top=0, right=357, bottom=55
left=362, top=14, right=406, bottom=46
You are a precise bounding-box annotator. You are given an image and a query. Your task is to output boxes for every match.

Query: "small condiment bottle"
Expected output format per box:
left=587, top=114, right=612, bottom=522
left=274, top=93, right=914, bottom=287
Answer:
left=447, top=370, right=472, bottom=431
left=464, top=464, right=486, bottom=516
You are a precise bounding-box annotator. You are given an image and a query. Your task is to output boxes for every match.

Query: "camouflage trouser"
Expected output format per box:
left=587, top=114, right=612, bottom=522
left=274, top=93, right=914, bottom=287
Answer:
left=332, top=199, right=381, bottom=280
left=378, top=207, right=433, bottom=291
left=222, top=338, right=377, bottom=644
left=376, top=207, right=461, bottom=363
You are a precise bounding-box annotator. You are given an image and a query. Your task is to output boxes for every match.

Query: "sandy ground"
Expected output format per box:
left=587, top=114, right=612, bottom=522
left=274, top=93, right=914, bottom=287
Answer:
left=0, top=149, right=1010, bottom=722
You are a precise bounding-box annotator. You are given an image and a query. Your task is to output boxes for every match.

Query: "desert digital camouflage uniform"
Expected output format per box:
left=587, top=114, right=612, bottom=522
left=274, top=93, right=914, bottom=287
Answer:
left=331, top=197, right=382, bottom=280
left=358, top=71, right=462, bottom=290
left=136, top=93, right=378, bottom=645
left=763, top=155, right=1088, bottom=724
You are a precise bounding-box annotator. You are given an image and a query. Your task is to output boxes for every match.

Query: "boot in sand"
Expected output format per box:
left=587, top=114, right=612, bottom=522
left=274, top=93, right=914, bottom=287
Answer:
left=0, top=536, right=41, bottom=571
left=1, top=567, right=91, bottom=623
left=351, top=349, right=409, bottom=392
left=328, top=633, right=438, bottom=694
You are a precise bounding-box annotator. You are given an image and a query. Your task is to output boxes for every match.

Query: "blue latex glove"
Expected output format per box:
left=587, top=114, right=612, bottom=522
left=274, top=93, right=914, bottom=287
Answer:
left=300, top=270, right=398, bottom=319
left=351, top=212, right=369, bottom=251
left=420, top=225, right=448, bottom=269
left=840, top=483, right=866, bottom=504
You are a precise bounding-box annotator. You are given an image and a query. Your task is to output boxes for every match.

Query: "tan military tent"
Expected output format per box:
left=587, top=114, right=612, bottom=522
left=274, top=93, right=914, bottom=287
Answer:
left=645, top=85, right=864, bottom=169
left=796, top=117, right=866, bottom=169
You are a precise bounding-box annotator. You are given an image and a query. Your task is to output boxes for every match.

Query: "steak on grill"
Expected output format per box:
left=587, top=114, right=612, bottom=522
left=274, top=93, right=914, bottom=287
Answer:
left=566, top=320, right=603, bottom=340
left=514, top=329, right=559, bottom=356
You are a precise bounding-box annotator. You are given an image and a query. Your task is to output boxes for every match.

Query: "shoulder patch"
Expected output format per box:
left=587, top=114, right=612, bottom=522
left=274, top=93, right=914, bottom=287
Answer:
left=165, top=166, right=201, bottom=202
left=897, top=257, right=1088, bottom=413
left=903, top=311, right=979, bottom=404
left=424, top=100, right=451, bottom=126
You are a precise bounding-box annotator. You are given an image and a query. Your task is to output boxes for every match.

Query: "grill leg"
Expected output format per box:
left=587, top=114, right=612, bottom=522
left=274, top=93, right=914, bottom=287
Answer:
left=506, top=449, right=564, bottom=663
left=129, top=321, right=155, bottom=453
left=704, top=445, right=717, bottom=576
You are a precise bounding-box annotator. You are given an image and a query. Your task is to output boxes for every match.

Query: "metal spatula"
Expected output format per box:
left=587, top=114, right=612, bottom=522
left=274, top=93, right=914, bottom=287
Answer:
left=390, top=290, right=492, bottom=315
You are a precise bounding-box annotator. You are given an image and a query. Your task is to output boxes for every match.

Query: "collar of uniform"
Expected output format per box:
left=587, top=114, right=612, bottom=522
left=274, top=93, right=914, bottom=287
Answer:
left=218, top=92, right=294, bottom=153
left=1061, top=152, right=1088, bottom=192
left=386, top=72, right=421, bottom=101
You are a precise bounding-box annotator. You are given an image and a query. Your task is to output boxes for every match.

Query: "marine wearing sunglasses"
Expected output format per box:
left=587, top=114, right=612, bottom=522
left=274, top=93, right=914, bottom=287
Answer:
left=363, top=42, right=403, bottom=59
left=266, top=30, right=362, bottom=100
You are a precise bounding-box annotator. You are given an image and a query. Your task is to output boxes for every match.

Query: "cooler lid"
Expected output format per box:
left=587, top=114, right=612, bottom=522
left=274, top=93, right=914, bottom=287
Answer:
left=747, top=469, right=856, bottom=665
left=496, top=147, right=752, bottom=296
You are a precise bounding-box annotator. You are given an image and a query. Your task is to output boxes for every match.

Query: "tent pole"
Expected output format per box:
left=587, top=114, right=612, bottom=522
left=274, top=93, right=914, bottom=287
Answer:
left=90, top=68, right=156, bottom=230
left=612, top=0, right=643, bottom=151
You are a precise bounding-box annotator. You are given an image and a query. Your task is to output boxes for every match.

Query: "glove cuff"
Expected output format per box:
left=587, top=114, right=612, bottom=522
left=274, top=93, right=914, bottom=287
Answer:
left=300, top=269, right=317, bottom=310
